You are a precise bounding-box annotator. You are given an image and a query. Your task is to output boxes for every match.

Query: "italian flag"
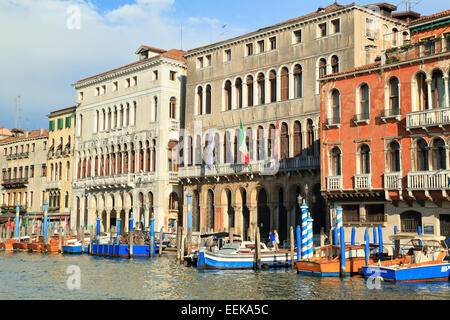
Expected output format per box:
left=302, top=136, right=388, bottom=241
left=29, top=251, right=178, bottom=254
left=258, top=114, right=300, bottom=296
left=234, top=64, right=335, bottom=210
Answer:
left=239, top=121, right=250, bottom=164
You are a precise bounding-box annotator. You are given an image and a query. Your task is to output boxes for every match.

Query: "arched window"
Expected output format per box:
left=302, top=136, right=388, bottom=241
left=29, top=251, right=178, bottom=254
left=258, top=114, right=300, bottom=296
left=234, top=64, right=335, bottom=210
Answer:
left=206, top=85, right=212, bottom=114
left=257, top=126, right=264, bottom=160
left=246, top=75, right=254, bottom=107
left=125, top=104, right=130, bottom=126
left=152, top=140, right=156, bottom=171
left=294, top=64, right=302, bottom=98
left=108, top=108, right=112, bottom=130
left=388, top=141, right=400, bottom=172
left=280, top=122, right=289, bottom=159
left=114, top=107, right=118, bottom=129
left=95, top=110, right=99, bottom=133
left=358, top=84, right=370, bottom=119
left=431, top=70, right=445, bottom=108
left=415, top=72, right=428, bottom=111
left=280, top=67, right=289, bottom=101
left=392, top=28, right=398, bottom=46
left=331, top=147, right=342, bottom=176
left=268, top=124, right=275, bottom=157
left=102, top=109, right=106, bottom=130
left=269, top=70, right=277, bottom=102
left=359, top=144, right=371, bottom=174
left=187, top=135, right=193, bottom=166
left=389, top=77, right=400, bottom=114
left=197, top=86, right=203, bottom=115
left=319, top=58, right=327, bottom=77
left=293, top=121, right=302, bottom=157
left=224, top=80, right=232, bottom=111
left=417, top=139, right=429, bottom=171
left=235, top=78, right=243, bottom=109
left=331, top=89, right=340, bottom=123
left=119, top=105, right=124, bottom=127
left=331, top=55, right=339, bottom=73
left=307, top=119, right=314, bottom=156
left=431, top=138, right=446, bottom=170
left=224, top=131, right=231, bottom=163
left=169, top=192, right=179, bottom=210
left=257, top=73, right=265, bottom=105
left=153, top=97, right=158, bottom=122
left=168, top=141, right=178, bottom=172
left=246, top=128, right=253, bottom=161
left=169, top=97, right=176, bottom=119
left=234, top=129, right=239, bottom=164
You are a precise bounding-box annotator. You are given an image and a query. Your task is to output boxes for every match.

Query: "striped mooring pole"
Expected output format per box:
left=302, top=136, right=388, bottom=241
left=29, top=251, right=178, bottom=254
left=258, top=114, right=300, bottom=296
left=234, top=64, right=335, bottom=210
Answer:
left=305, top=216, right=314, bottom=259
left=418, top=226, right=422, bottom=246
left=14, top=201, right=20, bottom=239
left=301, top=201, right=308, bottom=259
left=187, top=189, right=192, bottom=232
left=335, top=206, right=343, bottom=245
left=378, top=225, right=383, bottom=261
left=43, top=201, right=48, bottom=243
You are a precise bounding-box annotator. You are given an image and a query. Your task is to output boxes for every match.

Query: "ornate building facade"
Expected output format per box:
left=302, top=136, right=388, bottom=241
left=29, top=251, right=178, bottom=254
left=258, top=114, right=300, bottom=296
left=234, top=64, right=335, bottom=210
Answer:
left=179, top=3, right=406, bottom=244
left=71, top=46, right=186, bottom=233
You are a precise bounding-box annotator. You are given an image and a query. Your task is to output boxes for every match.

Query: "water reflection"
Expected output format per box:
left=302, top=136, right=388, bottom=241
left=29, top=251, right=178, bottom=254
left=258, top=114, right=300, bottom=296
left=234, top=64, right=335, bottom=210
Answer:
left=0, top=252, right=448, bottom=300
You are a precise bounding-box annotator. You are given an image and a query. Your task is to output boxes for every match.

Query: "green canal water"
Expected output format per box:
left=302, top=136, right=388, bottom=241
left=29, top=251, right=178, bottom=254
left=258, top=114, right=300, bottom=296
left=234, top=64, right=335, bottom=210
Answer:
left=0, top=251, right=449, bottom=300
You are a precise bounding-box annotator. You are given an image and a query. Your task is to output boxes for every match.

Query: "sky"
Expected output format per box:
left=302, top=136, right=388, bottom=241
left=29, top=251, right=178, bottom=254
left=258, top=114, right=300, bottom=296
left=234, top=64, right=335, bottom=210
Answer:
left=0, top=0, right=448, bottom=130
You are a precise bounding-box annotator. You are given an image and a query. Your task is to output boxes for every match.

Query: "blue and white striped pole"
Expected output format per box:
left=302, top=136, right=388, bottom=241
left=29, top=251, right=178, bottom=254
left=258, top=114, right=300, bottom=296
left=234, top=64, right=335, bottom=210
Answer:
left=340, top=226, right=346, bottom=277
left=301, top=201, right=308, bottom=259
left=336, top=206, right=343, bottom=245
left=129, top=212, right=134, bottom=232
left=296, top=225, right=301, bottom=261
left=364, top=229, right=370, bottom=266
left=378, top=225, right=383, bottom=261
left=43, top=201, right=48, bottom=243
left=14, top=201, right=20, bottom=239
left=418, top=226, right=422, bottom=246
left=305, top=217, right=314, bottom=259
left=351, top=227, right=356, bottom=246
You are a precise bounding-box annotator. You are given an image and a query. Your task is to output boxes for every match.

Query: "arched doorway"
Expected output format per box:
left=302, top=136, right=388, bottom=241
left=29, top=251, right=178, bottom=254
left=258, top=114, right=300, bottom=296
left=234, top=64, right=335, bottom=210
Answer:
left=257, top=188, right=270, bottom=240
left=226, top=189, right=234, bottom=230
left=206, top=190, right=215, bottom=232
left=311, top=183, right=326, bottom=234
left=277, top=187, right=287, bottom=244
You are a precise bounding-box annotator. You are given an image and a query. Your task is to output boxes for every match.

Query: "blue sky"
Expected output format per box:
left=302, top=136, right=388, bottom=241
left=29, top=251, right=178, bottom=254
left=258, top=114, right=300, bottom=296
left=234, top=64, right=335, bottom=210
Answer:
left=0, top=0, right=448, bottom=130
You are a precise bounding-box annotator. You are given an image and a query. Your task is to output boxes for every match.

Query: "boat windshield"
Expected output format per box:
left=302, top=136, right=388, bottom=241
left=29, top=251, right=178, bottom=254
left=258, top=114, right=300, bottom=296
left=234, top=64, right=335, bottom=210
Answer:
left=219, top=243, right=241, bottom=253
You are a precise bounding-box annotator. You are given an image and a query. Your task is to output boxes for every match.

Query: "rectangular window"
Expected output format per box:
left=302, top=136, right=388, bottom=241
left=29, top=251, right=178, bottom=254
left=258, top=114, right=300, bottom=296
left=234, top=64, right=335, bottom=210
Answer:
left=331, top=19, right=340, bottom=33
left=366, top=18, right=375, bottom=38
left=293, top=30, right=302, bottom=44
left=30, top=165, right=34, bottom=178
left=257, top=40, right=265, bottom=53
left=42, top=164, right=46, bottom=177
left=57, top=118, right=63, bottom=130
left=153, top=70, right=158, bottom=80
left=198, top=57, right=204, bottom=68
left=49, top=120, right=55, bottom=131
left=30, top=191, right=33, bottom=207
left=101, top=85, right=106, bottom=94
left=224, top=49, right=231, bottom=62
left=78, top=92, right=83, bottom=101
left=269, top=37, right=277, bottom=50
left=65, top=116, right=71, bottom=128
left=318, top=23, right=327, bottom=37
left=170, top=71, right=177, bottom=81
left=95, top=87, right=100, bottom=96
left=125, top=78, right=131, bottom=88
left=206, top=55, right=212, bottom=67
left=246, top=43, right=254, bottom=56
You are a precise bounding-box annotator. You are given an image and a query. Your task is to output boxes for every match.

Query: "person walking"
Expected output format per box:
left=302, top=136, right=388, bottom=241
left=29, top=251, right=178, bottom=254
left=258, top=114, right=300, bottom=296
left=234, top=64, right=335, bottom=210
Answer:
left=273, top=229, right=280, bottom=252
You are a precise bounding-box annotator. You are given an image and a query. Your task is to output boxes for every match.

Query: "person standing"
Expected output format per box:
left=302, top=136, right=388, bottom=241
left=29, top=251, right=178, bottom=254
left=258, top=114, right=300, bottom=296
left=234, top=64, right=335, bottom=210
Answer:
left=269, top=231, right=277, bottom=251
left=273, top=229, right=279, bottom=252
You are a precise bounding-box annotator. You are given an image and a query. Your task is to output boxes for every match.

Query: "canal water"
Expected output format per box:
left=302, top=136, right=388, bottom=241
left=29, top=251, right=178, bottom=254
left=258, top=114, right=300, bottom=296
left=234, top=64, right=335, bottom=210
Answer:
left=0, top=252, right=449, bottom=300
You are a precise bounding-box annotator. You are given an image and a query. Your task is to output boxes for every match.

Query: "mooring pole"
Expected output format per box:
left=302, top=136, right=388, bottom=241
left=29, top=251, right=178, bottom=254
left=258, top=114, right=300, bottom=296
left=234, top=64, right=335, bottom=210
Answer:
left=378, top=225, right=383, bottom=261
left=129, top=229, right=134, bottom=259
left=255, top=227, right=261, bottom=271
left=340, top=226, right=346, bottom=277
left=364, top=229, right=369, bottom=266
left=58, top=227, right=62, bottom=253
left=290, top=226, right=294, bottom=269
left=81, top=226, right=85, bottom=254
left=43, top=201, right=48, bottom=244
left=296, top=225, right=301, bottom=262
left=180, top=227, right=185, bottom=264
left=351, top=227, right=356, bottom=246
left=14, top=201, right=20, bottom=239
left=150, top=214, right=154, bottom=258
left=159, top=227, right=163, bottom=257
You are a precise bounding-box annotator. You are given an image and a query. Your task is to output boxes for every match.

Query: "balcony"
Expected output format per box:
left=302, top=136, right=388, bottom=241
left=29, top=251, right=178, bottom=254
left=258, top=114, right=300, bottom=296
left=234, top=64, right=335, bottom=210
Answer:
left=354, top=174, right=371, bottom=190
left=278, top=156, right=320, bottom=171
left=383, top=37, right=449, bottom=65
left=1, top=178, right=29, bottom=189
left=46, top=180, right=61, bottom=190
left=353, top=113, right=370, bottom=125
left=384, top=172, right=402, bottom=189
left=73, top=173, right=156, bottom=190
left=406, top=108, right=450, bottom=130
left=324, top=117, right=340, bottom=128
left=365, top=214, right=387, bottom=223
left=342, top=214, right=387, bottom=225
left=407, top=170, right=450, bottom=191
left=380, top=108, right=401, bottom=122
left=326, top=175, right=342, bottom=191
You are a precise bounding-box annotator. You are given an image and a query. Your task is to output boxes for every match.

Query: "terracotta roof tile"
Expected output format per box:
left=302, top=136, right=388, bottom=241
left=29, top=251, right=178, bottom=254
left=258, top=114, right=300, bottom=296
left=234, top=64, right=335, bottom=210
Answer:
left=409, top=9, right=450, bottom=25
left=0, top=129, right=48, bottom=144
left=320, top=61, right=381, bottom=79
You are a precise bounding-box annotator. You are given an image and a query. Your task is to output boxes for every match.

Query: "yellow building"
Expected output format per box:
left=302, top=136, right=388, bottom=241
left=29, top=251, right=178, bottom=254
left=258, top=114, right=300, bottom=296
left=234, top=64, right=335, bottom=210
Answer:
left=46, top=106, right=76, bottom=224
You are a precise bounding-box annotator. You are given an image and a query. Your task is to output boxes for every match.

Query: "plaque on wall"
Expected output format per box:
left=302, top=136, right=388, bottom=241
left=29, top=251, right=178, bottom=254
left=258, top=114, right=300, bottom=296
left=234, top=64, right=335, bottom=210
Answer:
left=423, top=224, right=434, bottom=234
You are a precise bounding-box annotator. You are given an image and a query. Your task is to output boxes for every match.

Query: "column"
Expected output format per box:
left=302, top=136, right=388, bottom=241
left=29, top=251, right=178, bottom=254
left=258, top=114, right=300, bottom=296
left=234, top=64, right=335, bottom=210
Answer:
left=231, top=83, right=236, bottom=110
left=202, top=87, right=207, bottom=115
left=444, top=75, right=449, bottom=108
left=426, top=78, right=433, bottom=109
left=243, top=81, right=248, bottom=108
left=265, top=76, right=270, bottom=104
left=233, top=205, right=242, bottom=238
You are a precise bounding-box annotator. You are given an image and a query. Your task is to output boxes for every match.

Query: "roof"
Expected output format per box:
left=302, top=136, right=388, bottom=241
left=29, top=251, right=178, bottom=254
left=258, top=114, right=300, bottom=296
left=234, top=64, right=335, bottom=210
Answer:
left=186, top=3, right=347, bottom=55
left=0, top=129, right=48, bottom=145
left=77, top=48, right=186, bottom=83
left=320, top=61, right=382, bottom=80
left=409, top=9, right=450, bottom=26
left=366, top=2, right=397, bottom=11
left=47, top=105, right=77, bottom=118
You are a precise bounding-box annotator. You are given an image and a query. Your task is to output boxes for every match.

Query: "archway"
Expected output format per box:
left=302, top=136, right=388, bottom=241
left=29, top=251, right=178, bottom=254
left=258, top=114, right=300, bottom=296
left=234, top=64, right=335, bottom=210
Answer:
left=257, top=188, right=270, bottom=240
left=206, top=190, right=215, bottom=232
left=277, top=187, right=287, bottom=244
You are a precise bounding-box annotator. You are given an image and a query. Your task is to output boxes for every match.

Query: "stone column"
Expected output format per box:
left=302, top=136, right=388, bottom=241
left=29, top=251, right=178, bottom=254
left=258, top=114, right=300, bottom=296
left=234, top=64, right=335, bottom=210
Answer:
left=233, top=205, right=242, bottom=238
left=265, top=76, right=270, bottom=105
left=444, top=75, right=449, bottom=108
left=248, top=204, right=257, bottom=242
left=231, top=83, right=236, bottom=110
left=426, top=78, right=433, bottom=109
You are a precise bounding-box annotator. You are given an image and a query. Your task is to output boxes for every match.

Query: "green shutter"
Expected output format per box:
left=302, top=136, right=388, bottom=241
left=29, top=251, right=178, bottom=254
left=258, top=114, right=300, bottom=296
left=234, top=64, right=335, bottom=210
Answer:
left=57, top=118, right=63, bottom=130
left=49, top=120, right=55, bottom=131
left=65, top=116, right=71, bottom=128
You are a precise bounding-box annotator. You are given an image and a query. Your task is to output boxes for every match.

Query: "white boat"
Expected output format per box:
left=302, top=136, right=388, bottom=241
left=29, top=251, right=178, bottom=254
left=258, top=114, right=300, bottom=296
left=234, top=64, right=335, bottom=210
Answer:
left=196, top=241, right=297, bottom=269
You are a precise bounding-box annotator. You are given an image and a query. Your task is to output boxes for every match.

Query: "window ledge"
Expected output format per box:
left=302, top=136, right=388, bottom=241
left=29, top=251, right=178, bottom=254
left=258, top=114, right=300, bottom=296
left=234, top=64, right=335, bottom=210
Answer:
left=380, top=114, right=401, bottom=123
left=353, top=119, right=370, bottom=125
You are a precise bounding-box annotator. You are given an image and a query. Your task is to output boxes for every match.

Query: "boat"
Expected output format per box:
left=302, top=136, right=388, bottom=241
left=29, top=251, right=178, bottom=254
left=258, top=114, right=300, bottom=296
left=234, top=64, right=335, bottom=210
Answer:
left=196, top=241, right=297, bottom=269
left=296, top=243, right=412, bottom=277
left=362, top=235, right=450, bottom=283
left=62, top=242, right=90, bottom=254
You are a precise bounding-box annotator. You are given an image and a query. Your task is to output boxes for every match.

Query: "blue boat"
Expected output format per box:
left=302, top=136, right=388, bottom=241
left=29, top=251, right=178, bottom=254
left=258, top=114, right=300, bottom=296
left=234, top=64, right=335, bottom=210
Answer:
left=363, top=235, right=450, bottom=283
left=90, top=243, right=161, bottom=257
left=197, top=241, right=298, bottom=269
left=62, top=244, right=90, bottom=254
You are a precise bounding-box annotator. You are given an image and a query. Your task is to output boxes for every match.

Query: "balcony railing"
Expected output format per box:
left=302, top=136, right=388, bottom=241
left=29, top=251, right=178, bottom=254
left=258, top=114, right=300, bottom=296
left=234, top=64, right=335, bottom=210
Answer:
left=407, top=170, right=450, bottom=190
left=380, top=108, right=401, bottom=121
left=74, top=172, right=156, bottom=190
left=354, top=174, right=371, bottom=190
left=384, top=172, right=402, bottom=189
left=354, top=113, right=370, bottom=124
left=46, top=180, right=61, bottom=190
left=406, top=107, right=450, bottom=129
left=1, top=178, right=29, bottom=188
left=366, top=214, right=387, bottom=223
left=342, top=214, right=387, bottom=224
left=383, top=37, right=449, bottom=65
left=324, top=117, right=340, bottom=127
left=326, top=175, right=342, bottom=190
left=279, top=156, right=319, bottom=171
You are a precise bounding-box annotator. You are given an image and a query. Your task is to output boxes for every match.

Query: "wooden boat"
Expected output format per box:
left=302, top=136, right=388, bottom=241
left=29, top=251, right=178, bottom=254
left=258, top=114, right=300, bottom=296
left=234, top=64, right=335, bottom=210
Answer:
left=363, top=235, right=450, bottom=283
left=196, top=241, right=297, bottom=269
left=296, top=244, right=412, bottom=277
left=1, top=239, right=18, bottom=251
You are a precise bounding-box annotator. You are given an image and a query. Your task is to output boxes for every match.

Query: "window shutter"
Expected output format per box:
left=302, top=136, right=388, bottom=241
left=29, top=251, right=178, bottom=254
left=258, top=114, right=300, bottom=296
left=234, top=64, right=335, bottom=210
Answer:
left=65, top=116, right=71, bottom=128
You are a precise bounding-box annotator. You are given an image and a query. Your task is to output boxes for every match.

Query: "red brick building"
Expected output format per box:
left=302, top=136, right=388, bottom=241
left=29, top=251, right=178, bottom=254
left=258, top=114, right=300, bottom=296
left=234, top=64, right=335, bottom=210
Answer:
left=320, top=10, right=450, bottom=244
